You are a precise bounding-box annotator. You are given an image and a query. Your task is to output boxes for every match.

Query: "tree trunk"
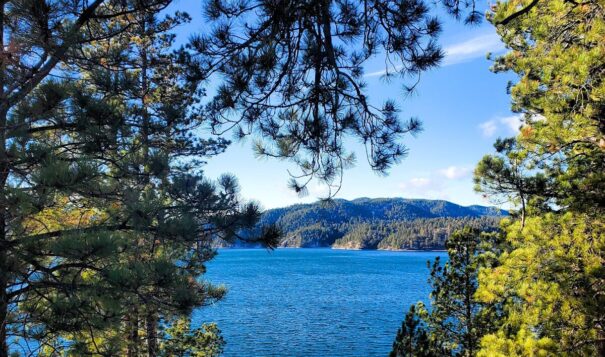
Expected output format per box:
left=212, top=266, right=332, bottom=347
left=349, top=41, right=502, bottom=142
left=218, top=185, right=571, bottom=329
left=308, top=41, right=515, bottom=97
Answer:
left=0, top=249, right=8, bottom=357
left=0, top=1, right=9, bottom=349
left=146, top=308, right=157, bottom=357
left=126, top=307, right=139, bottom=357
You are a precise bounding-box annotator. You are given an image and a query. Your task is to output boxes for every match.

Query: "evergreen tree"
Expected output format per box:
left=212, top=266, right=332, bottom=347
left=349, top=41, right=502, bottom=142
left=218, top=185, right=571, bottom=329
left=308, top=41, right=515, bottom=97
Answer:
left=0, top=2, right=175, bottom=354
left=193, top=0, right=454, bottom=196
left=1, top=2, right=276, bottom=355
left=474, top=138, right=550, bottom=227
left=472, top=0, right=605, bottom=355
left=390, top=304, right=432, bottom=357
left=390, top=228, right=500, bottom=356
left=159, top=317, right=224, bottom=357
left=0, top=0, right=495, bottom=355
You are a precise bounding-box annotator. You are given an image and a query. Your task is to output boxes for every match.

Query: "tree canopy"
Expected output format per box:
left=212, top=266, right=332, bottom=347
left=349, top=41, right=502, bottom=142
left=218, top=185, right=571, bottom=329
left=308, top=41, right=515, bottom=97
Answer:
left=393, top=1, right=605, bottom=356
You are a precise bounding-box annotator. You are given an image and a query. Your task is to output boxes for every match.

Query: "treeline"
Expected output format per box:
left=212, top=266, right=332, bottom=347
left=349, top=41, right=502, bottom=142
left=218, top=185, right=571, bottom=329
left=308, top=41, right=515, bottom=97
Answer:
left=232, top=198, right=505, bottom=248
left=333, top=217, right=501, bottom=250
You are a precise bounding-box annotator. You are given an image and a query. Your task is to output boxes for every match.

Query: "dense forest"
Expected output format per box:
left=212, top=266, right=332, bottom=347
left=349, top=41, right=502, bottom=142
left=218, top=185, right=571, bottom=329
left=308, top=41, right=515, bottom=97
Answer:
left=334, top=216, right=501, bottom=250
left=229, top=198, right=504, bottom=248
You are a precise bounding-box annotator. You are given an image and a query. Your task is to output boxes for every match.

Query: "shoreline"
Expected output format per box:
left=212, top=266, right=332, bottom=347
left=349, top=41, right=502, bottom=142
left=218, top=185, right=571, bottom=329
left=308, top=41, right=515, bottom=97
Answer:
left=221, top=246, right=447, bottom=252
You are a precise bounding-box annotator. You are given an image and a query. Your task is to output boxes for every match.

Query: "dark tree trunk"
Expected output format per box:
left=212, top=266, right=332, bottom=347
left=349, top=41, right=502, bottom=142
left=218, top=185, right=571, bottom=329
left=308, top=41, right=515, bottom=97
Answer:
left=0, top=1, right=9, bottom=347
left=127, top=307, right=139, bottom=357
left=0, top=248, right=8, bottom=357
left=146, top=308, right=157, bottom=357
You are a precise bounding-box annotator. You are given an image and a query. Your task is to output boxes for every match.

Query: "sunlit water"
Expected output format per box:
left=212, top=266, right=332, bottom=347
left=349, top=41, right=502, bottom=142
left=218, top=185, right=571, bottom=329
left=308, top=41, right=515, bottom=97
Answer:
left=193, top=248, right=445, bottom=356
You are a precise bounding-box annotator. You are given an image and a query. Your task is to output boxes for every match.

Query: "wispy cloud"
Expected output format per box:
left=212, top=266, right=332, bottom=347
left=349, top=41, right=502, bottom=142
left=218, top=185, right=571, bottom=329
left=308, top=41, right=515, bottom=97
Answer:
left=365, top=33, right=505, bottom=77
left=479, top=120, right=498, bottom=137
left=479, top=114, right=523, bottom=138
left=442, top=33, right=504, bottom=66
left=398, top=177, right=449, bottom=200
left=500, top=115, right=522, bottom=133
left=401, top=177, right=433, bottom=189
left=438, top=166, right=472, bottom=180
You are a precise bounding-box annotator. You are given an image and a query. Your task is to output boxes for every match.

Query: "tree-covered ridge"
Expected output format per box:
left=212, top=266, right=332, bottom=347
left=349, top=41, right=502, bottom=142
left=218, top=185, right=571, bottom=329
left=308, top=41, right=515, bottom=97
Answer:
left=334, top=216, right=501, bottom=250
left=232, top=198, right=505, bottom=248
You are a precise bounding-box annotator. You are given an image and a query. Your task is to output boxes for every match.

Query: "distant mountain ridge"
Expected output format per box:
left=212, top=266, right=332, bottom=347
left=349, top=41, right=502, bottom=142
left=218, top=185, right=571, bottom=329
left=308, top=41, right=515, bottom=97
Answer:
left=232, top=198, right=506, bottom=249
left=258, top=197, right=505, bottom=228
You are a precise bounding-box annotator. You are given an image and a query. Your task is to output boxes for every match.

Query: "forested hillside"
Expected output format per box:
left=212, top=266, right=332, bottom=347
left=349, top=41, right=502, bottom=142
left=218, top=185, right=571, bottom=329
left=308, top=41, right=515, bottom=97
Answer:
left=333, top=217, right=501, bottom=250
left=231, top=198, right=505, bottom=249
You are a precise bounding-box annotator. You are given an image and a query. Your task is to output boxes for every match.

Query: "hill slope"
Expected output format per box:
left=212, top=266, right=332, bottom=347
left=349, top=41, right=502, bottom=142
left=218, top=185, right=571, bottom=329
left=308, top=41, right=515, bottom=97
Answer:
left=235, top=198, right=506, bottom=249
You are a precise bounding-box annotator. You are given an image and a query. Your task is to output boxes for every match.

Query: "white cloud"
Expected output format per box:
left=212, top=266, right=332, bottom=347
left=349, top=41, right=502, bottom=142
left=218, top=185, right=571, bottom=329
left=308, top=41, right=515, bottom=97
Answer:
left=398, top=177, right=449, bottom=200
left=443, top=34, right=504, bottom=65
left=364, top=65, right=403, bottom=78
left=438, top=166, right=472, bottom=180
left=399, top=177, right=432, bottom=189
left=364, top=33, right=504, bottom=77
left=479, top=120, right=498, bottom=137
left=409, top=177, right=431, bottom=188
left=500, top=115, right=522, bottom=134
left=307, top=181, right=331, bottom=197
left=365, top=33, right=505, bottom=77
left=479, top=114, right=524, bottom=138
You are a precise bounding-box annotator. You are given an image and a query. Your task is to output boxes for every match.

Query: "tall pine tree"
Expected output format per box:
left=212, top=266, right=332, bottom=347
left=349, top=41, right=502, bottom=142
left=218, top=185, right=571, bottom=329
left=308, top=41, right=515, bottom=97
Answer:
left=473, top=1, right=605, bottom=355
left=390, top=228, right=500, bottom=356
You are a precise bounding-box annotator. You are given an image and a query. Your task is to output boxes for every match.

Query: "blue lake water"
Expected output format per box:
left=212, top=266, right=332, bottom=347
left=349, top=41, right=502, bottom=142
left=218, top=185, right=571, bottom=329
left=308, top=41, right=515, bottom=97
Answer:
left=193, top=248, right=446, bottom=356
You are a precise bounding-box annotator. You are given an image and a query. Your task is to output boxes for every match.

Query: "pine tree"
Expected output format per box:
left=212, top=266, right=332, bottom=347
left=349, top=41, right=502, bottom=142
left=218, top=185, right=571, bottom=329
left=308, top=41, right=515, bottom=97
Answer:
left=472, top=0, right=605, bottom=355
left=390, top=304, right=432, bottom=357
left=0, top=2, right=276, bottom=355
left=0, top=2, right=176, bottom=354
left=390, top=228, right=500, bottom=356
left=0, top=0, right=492, bottom=355
left=193, top=0, right=447, bottom=196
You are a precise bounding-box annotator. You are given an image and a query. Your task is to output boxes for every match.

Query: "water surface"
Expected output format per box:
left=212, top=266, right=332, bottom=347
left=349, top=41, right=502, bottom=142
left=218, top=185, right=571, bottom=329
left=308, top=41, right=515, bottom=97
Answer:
left=194, top=248, right=445, bottom=356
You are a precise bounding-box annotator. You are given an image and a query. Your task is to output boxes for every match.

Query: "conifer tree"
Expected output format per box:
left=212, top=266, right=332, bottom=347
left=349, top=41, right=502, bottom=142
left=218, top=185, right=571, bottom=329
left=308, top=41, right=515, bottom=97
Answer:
left=0, top=2, right=277, bottom=355
left=193, top=0, right=449, bottom=196
left=472, top=0, right=605, bottom=355
left=0, top=2, right=174, bottom=354
left=390, top=228, right=500, bottom=356
left=0, top=0, right=490, bottom=355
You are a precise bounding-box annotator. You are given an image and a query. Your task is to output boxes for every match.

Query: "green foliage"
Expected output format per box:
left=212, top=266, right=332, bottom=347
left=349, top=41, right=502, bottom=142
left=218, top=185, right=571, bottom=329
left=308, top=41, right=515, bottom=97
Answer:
left=476, top=213, right=604, bottom=356
left=0, top=2, right=270, bottom=355
left=474, top=138, right=551, bottom=226
left=470, top=0, right=605, bottom=355
left=391, top=228, right=501, bottom=356
left=488, top=0, right=605, bottom=212
left=160, top=318, right=224, bottom=357
left=195, top=0, right=445, bottom=194
left=239, top=198, right=505, bottom=248
left=390, top=304, right=433, bottom=357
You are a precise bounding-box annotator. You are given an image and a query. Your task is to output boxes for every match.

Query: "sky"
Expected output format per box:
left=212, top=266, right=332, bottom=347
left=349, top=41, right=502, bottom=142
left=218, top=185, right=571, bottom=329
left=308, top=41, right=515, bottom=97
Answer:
left=170, top=1, right=519, bottom=210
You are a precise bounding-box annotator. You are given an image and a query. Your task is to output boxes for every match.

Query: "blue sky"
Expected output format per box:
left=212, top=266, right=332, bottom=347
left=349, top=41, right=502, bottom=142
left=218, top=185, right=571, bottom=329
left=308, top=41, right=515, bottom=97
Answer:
left=171, top=1, right=519, bottom=210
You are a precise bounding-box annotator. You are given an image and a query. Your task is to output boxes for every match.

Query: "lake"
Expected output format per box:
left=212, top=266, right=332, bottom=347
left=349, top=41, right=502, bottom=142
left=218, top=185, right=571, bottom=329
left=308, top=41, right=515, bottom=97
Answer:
left=193, top=248, right=446, bottom=356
